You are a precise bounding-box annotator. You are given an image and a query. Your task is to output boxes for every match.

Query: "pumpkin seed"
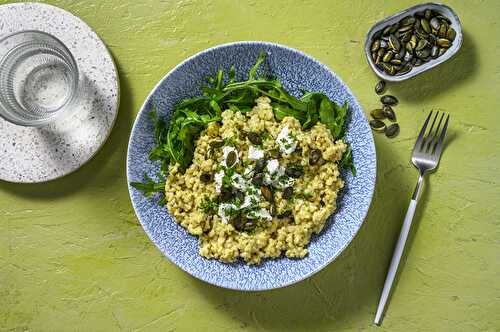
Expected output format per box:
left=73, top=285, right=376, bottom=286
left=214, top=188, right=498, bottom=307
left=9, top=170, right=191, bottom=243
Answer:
left=247, top=131, right=262, bottom=145
left=381, top=95, right=398, bottom=106
left=210, top=140, right=224, bottom=148
left=255, top=158, right=266, bottom=173
left=382, top=25, right=392, bottom=36
left=430, top=17, right=440, bottom=30
left=414, top=58, right=423, bottom=66
left=428, top=33, right=437, bottom=46
left=370, top=119, right=386, bottom=133
left=377, top=48, right=385, bottom=57
left=398, top=25, right=413, bottom=33
left=424, top=9, right=432, bottom=20
left=383, top=105, right=396, bottom=121
left=446, top=27, right=456, bottom=41
left=388, top=34, right=401, bottom=51
left=431, top=45, right=439, bottom=58
left=285, top=165, right=304, bottom=178
left=370, top=108, right=386, bottom=120
left=380, top=40, right=388, bottom=48
left=416, top=47, right=431, bottom=59
left=277, top=210, right=293, bottom=219
left=391, top=59, right=402, bottom=65
left=421, top=18, right=431, bottom=33
left=385, top=123, right=400, bottom=138
left=309, top=149, right=322, bottom=165
left=261, top=186, right=274, bottom=202
left=252, top=173, right=264, bottom=186
left=401, top=16, right=416, bottom=26
left=389, top=23, right=399, bottom=34
left=375, top=80, right=386, bottom=95
left=282, top=187, right=294, bottom=200
left=415, top=39, right=428, bottom=51
left=415, top=28, right=428, bottom=39
left=438, top=47, right=447, bottom=57
left=200, top=172, right=212, bottom=183
left=435, top=15, right=451, bottom=24
left=383, top=50, right=394, bottom=62
left=437, top=38, right=451, bottom=48
left=439, top=21, right=448, bottom=38
left=371, top=39, right=381, bottom=52
left=396, top=63, right=412, bottom=75
left=400, top=31, right=412, bottom=43
left=372, top=51, right=377, bottom=61
left=226, top=151, right=237, bottom=167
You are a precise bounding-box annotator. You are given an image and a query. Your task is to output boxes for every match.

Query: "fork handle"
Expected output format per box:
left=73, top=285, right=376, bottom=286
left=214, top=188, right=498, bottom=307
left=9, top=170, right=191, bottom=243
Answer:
left=374, top=174, right=423, bottom=325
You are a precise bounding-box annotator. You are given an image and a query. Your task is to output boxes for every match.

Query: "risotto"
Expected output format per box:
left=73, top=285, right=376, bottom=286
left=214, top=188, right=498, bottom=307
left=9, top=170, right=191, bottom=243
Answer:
left=165, top=96, right=347, bottom=264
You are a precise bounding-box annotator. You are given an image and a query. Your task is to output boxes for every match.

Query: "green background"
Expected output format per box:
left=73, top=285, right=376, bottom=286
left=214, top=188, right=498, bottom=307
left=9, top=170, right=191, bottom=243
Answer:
left=1, top=0, right=499, bottom=331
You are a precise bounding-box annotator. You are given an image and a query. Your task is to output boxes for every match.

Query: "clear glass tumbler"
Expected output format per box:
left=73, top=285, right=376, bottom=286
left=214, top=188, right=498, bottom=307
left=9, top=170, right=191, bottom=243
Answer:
left=0, top=30, right=80, bottom=127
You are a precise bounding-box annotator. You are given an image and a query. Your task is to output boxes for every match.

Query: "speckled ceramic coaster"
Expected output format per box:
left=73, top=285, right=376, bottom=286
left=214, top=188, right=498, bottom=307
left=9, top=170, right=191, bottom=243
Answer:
left=0, top=2, right=119, bottom=183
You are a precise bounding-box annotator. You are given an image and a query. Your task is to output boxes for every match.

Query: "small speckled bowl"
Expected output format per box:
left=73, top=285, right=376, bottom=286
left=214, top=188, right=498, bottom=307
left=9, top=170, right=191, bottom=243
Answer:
left=365, top=2, right=463, bottom=82
left=127, top=42, right=376, bottom=291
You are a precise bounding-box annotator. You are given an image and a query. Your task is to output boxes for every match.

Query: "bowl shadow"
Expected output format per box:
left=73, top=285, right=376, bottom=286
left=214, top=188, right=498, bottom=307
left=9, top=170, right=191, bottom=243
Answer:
left=0, top=51, right=132, bottom=200
left=188, top=139, right=419, bottom=330
left=389, top=30, right=478, bottom=103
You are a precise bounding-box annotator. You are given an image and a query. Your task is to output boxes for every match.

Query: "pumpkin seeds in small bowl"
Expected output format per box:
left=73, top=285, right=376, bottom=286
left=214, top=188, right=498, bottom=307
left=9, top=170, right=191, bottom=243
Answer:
left=365, top=3, right=462, bottom=81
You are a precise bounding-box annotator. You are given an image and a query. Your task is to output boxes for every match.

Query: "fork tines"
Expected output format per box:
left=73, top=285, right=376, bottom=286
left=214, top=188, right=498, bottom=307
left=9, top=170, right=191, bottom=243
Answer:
left=414, top=110, right=450, bottom=157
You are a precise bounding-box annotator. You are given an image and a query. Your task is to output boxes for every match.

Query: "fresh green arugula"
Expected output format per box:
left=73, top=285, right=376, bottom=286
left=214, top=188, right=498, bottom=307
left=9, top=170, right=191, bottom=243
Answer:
left=131, top=52, right=355, bottom=203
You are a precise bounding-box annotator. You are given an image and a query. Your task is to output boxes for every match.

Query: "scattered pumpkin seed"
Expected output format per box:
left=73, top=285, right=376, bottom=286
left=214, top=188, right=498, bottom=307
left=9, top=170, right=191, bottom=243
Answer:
left=375, top=80, right=386, bottom=95
left=383, top=105, right=396, bottom=121
left=381, top=95, right=398, bottom=106
left=370, top=119, right=386, bottom=133
left=430, top=17, right=440, bottom=30
left=388, top=34, right=401, bottom=51
left=371, top=108, right=386, bottom=120
left=385, top=123, right=400, bottom=138
left=371, top=39, right=381, bottom=52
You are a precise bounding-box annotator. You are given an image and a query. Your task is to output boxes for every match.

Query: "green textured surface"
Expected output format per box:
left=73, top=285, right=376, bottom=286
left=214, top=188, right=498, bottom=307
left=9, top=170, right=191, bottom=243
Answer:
left=1, top=0, right=499, bottom=331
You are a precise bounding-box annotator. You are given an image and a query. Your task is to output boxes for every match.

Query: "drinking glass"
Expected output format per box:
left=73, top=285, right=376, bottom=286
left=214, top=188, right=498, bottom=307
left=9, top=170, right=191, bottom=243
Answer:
left=0, top=30, right=80, bottom=127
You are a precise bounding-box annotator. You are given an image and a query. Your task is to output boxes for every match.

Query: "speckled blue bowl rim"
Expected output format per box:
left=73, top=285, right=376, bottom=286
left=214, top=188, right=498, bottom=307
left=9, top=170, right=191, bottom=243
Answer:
left=127, top=41, right=376, bottom=291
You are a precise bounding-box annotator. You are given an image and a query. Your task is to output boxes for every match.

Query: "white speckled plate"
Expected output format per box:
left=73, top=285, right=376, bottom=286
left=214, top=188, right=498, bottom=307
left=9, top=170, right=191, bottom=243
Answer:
left=0, top=2, right=119, bottom=183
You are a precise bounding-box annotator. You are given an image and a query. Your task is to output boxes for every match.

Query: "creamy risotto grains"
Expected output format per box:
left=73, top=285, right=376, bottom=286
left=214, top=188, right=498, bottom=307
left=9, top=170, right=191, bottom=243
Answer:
left=165, top=97, right=346, bottom=264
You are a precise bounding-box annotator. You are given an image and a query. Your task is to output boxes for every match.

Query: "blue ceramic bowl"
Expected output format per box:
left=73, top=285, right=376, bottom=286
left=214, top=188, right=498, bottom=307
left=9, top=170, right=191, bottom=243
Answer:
left=127, top=42, right=376, bottom=291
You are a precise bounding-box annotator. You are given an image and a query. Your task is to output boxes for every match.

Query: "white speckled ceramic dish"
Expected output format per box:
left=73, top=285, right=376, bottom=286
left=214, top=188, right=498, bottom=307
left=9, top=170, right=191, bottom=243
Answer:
left=0, top=2, right=119, bottom=183
left=127, top=42, right=376, bottom=290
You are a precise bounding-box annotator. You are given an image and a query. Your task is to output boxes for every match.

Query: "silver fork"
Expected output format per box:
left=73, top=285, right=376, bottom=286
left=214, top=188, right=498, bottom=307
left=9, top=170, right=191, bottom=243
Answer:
left=374, top=110, right=450, bottom=325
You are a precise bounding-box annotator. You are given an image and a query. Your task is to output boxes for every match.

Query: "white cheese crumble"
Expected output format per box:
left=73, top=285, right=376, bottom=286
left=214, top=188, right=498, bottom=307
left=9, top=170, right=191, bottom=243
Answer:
left=231, top=173, right=247, bottom=191
left=276, top=125, right=297, bottom=154
left=248, top=146, right=264, bottom=160
left=221, top=146, right=239, bottom=167
left=218, top=203, right=238, bottom=224
left=266, top=159, right=280, bottom=174
left=214, top=171, right=224, bottom=193
left=249, top=208, right=272, bottom=221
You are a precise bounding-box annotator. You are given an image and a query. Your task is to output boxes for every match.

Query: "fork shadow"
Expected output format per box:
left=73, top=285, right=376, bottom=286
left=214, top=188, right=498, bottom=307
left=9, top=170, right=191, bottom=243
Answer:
left=189, top=139, right=421, bottom=330
left=0, top=51, right=133, bottom=200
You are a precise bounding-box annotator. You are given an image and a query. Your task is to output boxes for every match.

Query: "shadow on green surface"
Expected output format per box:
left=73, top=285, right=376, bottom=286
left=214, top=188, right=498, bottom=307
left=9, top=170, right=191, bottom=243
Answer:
left=191, top=139, right=429, bottom=330
left=0, top=51, right=134, bottom=200
left=390, top=31, right=478, bottom=103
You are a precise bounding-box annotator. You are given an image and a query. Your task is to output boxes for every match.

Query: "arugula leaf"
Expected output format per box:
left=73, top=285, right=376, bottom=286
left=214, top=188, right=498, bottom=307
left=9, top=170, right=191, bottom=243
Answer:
left=131, top=174, right=166, bottom=204
left=131, top=52, right=356, bottom=205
